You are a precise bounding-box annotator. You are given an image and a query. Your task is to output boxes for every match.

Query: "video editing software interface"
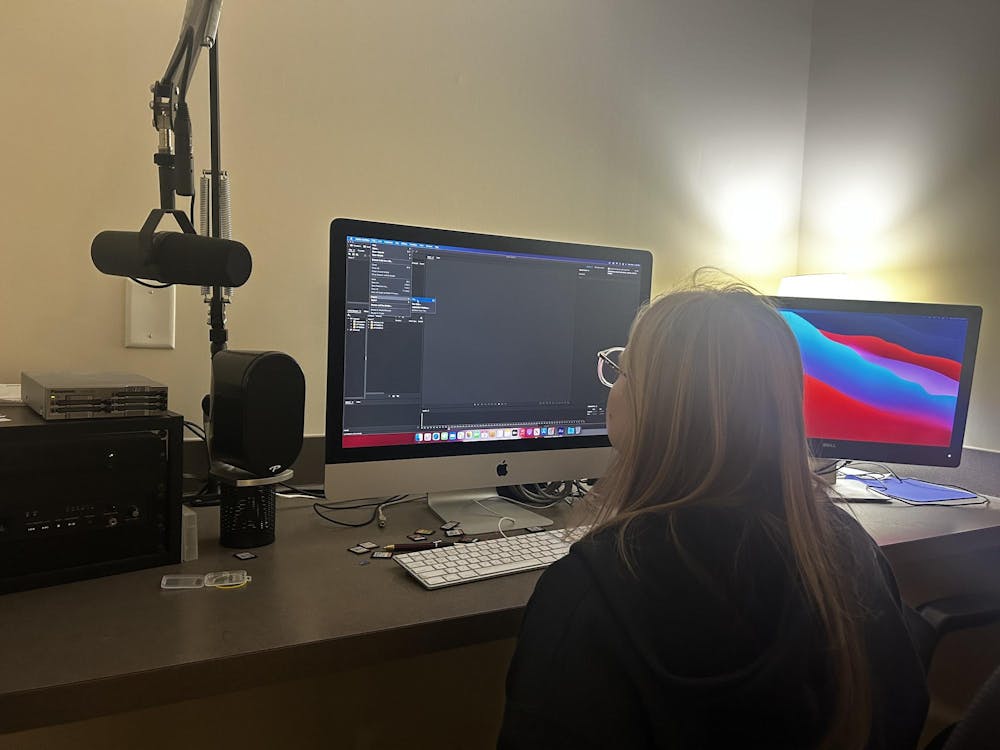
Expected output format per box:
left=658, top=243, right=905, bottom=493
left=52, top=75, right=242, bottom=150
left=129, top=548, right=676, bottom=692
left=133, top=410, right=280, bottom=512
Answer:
left=341, top=236, right=644, bottom=448
left=779, top=306, right=971, bottom=448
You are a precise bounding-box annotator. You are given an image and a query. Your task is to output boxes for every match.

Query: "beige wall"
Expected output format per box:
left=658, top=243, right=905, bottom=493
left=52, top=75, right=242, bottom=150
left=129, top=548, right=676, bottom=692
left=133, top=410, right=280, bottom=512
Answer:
left=0, top=1, right=811, bottom=433
left=799, top=1, right=1000, bottom=450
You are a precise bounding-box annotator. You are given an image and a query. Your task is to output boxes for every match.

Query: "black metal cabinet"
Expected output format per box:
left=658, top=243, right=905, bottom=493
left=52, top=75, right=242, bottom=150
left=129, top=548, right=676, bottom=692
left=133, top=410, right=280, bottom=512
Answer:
left=0, top=406, right=182, bottom=593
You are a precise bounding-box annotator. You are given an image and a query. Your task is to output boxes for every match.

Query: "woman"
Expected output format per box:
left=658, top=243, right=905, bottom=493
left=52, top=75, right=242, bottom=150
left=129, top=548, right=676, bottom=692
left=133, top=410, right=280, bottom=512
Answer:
left=498, top=276, right=928, bottom=749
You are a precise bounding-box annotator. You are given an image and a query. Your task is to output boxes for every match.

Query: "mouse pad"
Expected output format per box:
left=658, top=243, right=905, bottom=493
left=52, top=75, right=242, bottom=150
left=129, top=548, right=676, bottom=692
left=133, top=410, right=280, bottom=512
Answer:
left=851, top=476, right=978, bottom=503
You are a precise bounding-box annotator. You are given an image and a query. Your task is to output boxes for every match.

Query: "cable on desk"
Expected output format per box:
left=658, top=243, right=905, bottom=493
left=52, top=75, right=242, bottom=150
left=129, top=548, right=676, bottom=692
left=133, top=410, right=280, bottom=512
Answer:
left=498, top=494, right=563, bottom=511
left=277, top=491, right=323, bottom=500
left=839, top=461, right=898, bottom=480
left=181, top=420, right=214, bottom=504
left=186, top=480, right=318, bottom=509
left=311, top=495, right=414, bottom=528
left=184, top=483, right=220, bottom=507
left=472, top=497, right=518, bottom=538
left=277, top=482, right=325, bottom=499
left=279, top=483, right=396, bottom=508
left=812, top=459, right=846, bottom=476
left=503, top=481, right=583, bottom=507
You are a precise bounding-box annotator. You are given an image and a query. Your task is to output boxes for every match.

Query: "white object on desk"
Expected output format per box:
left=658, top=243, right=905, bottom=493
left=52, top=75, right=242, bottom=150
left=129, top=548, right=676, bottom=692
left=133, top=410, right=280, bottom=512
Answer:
left=395, top=527, right=587, bottom=590
left=832, top=476, right=884, bottom=500
left=182, top=505, right=199, bottom=562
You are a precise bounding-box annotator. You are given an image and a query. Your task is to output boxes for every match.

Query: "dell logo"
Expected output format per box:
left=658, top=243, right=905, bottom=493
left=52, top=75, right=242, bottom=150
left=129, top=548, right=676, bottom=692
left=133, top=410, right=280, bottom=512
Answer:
left=821, top=442, right=837, bottom=449
left=496, top=461, right=508, bottom=478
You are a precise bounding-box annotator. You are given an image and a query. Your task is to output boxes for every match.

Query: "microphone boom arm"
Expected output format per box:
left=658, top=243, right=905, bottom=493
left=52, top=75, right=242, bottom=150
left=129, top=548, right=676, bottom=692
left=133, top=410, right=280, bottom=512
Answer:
left=150, top=0, right=223, bottom=208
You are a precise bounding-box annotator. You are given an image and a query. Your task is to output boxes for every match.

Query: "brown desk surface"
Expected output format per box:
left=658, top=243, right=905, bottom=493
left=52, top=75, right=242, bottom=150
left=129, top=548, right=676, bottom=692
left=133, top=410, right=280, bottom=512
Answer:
left=0, top=498, right=561, bottom=733
left=2, top=483, right=1000, bottom=733
left=839, top=495, right=1000, bottom=563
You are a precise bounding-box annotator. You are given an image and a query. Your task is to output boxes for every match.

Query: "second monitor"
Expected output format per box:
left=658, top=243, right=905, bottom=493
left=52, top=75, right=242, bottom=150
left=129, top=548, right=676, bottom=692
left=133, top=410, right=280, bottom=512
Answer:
left=774, top=296, right=982, bottom=468
left=325, top=219, right=652, bottom=532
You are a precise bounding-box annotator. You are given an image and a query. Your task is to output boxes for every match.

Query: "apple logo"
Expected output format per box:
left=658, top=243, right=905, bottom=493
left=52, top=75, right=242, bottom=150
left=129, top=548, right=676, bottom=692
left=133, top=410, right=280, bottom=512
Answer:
left=496, top=461, right=509, bottom=478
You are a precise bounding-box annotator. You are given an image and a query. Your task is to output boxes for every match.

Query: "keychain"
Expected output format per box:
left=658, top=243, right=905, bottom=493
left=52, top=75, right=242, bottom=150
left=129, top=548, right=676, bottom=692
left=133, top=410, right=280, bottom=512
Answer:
left=160, top=570, right=252, bottom=590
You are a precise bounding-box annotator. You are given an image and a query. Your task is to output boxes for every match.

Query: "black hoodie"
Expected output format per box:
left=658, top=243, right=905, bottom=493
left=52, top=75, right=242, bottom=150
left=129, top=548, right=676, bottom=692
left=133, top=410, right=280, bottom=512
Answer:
left=498, top=504, right=928, bottom=749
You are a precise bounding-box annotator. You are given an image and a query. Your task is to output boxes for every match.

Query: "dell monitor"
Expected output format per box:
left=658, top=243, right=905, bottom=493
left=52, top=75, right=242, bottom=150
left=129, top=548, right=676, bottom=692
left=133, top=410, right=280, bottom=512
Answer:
left=325, top=219, right=652, bottom=533
left=774, top=297, right=982, bottom=468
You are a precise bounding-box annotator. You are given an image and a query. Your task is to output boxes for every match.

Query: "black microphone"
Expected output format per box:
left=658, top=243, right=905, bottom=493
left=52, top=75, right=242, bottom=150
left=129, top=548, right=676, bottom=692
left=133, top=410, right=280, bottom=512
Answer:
left=92, top=230, right=252, bottom=287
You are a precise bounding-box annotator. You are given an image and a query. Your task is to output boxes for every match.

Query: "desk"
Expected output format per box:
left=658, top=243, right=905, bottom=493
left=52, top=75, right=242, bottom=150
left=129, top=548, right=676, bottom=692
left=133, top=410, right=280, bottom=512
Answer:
left=838, top=498, right=1000, bottom=564
left=2, top=468, right=1000, bottom=742
left=0, top=498, right=564, bottom=736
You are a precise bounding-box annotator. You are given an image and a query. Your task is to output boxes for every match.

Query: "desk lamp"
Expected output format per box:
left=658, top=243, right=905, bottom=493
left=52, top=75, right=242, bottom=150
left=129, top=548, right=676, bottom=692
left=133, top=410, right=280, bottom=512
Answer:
left=90, top=0, right=305, bottom=548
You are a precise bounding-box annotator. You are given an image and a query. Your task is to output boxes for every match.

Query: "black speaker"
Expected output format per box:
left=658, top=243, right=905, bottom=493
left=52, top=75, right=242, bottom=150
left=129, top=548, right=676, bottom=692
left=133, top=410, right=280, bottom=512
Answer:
left=209, top=350, right=305, bottom=476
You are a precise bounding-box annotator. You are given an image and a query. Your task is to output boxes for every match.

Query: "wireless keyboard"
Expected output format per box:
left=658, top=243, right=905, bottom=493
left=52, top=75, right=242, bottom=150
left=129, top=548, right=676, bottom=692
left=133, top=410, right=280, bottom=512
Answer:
left=394, top=527, right=587, bottom=589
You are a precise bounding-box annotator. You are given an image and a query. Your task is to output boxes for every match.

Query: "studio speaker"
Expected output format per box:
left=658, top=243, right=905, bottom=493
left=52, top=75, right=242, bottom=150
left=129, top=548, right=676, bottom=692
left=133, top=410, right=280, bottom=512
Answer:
left=209, top=350, right=305, bottom=476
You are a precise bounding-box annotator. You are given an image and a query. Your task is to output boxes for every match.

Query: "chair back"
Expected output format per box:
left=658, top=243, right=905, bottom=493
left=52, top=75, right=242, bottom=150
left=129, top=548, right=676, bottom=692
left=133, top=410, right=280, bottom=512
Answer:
left=904, top=605, right=937, bottom=673
left=941, top=662, right=1000, bottom=750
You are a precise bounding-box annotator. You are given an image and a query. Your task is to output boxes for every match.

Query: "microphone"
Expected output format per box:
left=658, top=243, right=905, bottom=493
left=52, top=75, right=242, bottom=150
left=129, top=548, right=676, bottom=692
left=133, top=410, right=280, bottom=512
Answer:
left=91, top=230, right=252, bottom=287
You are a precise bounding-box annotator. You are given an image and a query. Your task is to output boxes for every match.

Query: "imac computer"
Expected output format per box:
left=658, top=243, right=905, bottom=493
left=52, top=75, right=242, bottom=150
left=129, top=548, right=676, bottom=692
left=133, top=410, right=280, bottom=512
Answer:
left=774, top=297, right=982, bottom=468
left=325, top=219, right=652, bottom=533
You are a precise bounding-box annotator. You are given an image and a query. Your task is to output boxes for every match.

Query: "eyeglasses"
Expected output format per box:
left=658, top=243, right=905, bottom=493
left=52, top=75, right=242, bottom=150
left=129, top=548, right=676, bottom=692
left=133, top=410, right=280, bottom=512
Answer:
left=597, top=347, right=625, bottom=388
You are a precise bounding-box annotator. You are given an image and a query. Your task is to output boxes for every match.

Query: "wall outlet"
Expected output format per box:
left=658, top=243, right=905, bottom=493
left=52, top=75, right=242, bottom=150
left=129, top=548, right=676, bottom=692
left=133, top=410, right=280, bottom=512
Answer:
left=125, top=279, right=176, bottom=349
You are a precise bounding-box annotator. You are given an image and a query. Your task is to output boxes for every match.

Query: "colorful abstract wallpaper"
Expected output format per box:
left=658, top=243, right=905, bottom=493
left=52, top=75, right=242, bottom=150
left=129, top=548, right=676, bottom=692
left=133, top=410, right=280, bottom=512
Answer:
left=780, top=309, right=968, bottom=447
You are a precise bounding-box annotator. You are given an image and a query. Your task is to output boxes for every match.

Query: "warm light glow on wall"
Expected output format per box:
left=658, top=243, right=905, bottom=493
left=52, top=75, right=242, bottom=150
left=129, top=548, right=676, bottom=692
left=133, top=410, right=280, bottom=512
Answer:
left=799, top=168, right=918, bottom=300
left=712, top=178, right=795, bottom=276
left=822, top=189, right=888, bottom=263
left=777, top=273, right=891, bottom=300
left=778, top=273, right=850, bottom=297
left=805, top=174, right=908, bottom=273
left=717, top=181, right=788, bottom=244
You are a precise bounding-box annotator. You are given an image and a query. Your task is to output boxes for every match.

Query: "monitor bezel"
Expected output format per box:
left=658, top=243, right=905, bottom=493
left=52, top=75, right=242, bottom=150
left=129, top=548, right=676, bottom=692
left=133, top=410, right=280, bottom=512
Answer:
left=773, top=295, right=983, bottom=467
left=326, top=218, right=653, bottom=466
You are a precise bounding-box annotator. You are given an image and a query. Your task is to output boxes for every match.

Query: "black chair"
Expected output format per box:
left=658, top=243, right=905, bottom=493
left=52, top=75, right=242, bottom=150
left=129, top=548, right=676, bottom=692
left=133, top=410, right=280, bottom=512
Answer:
left=905, top=593, right=1000, bottom=750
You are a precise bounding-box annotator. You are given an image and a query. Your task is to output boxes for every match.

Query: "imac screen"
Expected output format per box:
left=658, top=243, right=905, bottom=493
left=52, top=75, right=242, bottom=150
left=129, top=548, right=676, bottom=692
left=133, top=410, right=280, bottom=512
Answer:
left=330, top=222, right=650, bottom=458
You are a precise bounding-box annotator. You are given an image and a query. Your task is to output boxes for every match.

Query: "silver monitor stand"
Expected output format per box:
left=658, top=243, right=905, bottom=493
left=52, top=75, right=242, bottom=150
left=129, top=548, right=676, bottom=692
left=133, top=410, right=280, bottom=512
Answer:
left=427, top=489, right=553, bottom=535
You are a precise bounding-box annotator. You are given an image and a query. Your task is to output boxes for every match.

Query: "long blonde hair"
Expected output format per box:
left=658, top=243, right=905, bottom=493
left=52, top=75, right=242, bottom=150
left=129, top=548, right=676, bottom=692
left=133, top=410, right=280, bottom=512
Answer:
left=588, top=271, right=871, bottom=749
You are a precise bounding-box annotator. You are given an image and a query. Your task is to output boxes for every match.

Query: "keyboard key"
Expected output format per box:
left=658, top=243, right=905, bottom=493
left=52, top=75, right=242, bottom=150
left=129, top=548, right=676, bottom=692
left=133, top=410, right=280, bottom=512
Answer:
left=476, top=562, right=534, bottom=576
